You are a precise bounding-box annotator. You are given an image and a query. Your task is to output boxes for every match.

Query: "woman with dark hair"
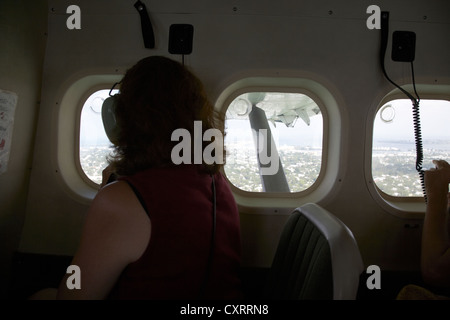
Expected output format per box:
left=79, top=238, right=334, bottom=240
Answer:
left=56, top=56, right=242, bottom=299
left=110, top=55, right=225, bottom=176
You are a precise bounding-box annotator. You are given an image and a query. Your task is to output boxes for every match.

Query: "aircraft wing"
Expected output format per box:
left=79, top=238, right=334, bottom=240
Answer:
left=226, top=92, right=321, bottom=127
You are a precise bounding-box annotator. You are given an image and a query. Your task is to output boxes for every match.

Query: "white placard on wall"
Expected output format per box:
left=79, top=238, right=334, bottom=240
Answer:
left=0, top=89, right=18, bottom=175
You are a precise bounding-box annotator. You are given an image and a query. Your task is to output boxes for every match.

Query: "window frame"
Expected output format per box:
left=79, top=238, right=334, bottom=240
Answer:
left=222, top=88, right=327, bottom=197
left=76, top=86, right=117, bottom=189
left=365, top=84, right=450, bottom=218
left=56, top=74, right=123, bottom=203
left=214, top=75, right=343, bottom=209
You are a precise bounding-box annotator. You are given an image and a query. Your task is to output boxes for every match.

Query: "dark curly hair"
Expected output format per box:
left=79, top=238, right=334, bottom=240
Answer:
left=108, top=56, right=225, bottom=176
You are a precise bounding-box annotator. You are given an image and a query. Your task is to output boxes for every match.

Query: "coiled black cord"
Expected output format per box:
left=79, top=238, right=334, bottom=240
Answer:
left=410, top=62, right=426, bottom=201
left=411, top=92, right=426, bottom=202
left=380, top=12, right=426, bottom=202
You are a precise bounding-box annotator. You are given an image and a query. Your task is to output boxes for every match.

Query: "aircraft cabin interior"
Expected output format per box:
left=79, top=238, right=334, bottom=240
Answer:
left=0, top=0, right=449, bottom=303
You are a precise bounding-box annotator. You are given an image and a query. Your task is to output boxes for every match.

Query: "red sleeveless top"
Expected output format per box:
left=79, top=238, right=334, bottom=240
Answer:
left=108, top=165, right=242, bottom=299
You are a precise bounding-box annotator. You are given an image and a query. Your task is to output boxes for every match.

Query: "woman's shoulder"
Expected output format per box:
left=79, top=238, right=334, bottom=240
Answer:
left=96, top=181, right=137, bottom=206
left=85, top=181, right=151, bottom=262
left=91, top=181, right=150, bottom=230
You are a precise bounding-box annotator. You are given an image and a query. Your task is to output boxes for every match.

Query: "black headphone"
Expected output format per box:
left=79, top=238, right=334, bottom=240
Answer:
left=101, top=82, right=121, bottom=144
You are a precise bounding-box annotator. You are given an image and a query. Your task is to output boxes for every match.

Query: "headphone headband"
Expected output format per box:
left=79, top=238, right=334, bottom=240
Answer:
left=102, top=82, right=121, bottom=144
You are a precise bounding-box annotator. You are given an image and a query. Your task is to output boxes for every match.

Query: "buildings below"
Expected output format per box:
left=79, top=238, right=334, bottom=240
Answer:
left=80, top=144, right=448, bottom=198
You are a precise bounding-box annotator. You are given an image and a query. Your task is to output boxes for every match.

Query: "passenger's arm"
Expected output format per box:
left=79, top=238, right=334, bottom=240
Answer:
left=56, top=181, right=151, bottom=299
left=421, top=160, right=450, bottom=287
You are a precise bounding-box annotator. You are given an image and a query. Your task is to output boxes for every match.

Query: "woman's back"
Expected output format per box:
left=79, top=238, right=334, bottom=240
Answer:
left=108, top=165, right=242, bottom=299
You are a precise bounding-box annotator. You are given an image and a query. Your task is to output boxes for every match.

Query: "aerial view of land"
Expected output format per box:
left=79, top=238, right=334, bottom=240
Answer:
left=81, top=140, right=449, bottom=198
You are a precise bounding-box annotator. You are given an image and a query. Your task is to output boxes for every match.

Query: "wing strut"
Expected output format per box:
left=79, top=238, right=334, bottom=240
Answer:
left=248, top=106, right=290, bottom=192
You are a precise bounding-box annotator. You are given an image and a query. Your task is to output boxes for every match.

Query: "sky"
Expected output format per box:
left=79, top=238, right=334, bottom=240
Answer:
left=79, top=90, right=449, bottom=153
left=373, top=99, right=450, bottom=143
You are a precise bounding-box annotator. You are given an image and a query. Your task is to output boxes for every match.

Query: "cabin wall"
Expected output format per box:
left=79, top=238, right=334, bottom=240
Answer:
left=3, top=0, right=449, bottom=298
left=0, top=1, right=48, bottom=298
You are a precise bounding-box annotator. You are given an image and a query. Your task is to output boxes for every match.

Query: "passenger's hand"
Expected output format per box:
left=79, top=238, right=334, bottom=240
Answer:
left=424, top=160, right=450, bottom=203
left=100, top=164, right=117, bottom=188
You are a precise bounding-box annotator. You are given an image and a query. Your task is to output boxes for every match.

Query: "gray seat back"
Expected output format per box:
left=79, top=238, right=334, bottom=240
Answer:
left=264, top=203, right=364, bottom=300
